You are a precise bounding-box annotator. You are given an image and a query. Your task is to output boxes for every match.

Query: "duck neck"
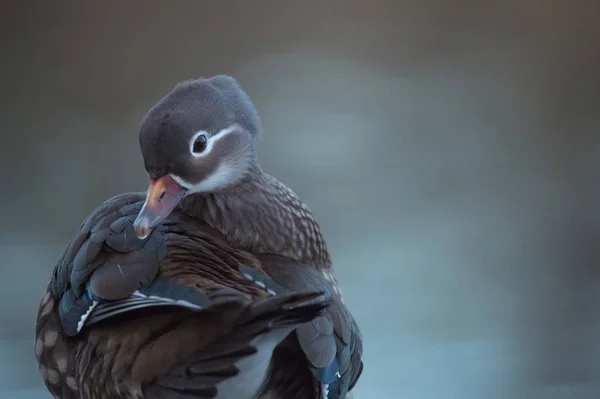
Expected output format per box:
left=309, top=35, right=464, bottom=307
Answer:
left=178, top=166, right=331, bottom=268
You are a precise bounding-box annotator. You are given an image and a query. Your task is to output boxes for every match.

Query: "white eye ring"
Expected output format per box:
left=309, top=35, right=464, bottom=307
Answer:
left=189, top=130, right=211, bottom=157
left=188, top=125, right=239, bottom=158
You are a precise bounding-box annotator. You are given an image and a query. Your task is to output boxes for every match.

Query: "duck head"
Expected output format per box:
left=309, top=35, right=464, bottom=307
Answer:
left=133, top=75, right=261, bottom=239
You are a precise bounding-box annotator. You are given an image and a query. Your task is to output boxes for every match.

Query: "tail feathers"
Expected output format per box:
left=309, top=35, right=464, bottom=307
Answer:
left=149, top=344, right=258, bottom=398
left=146, top=289, right=330, bottom=398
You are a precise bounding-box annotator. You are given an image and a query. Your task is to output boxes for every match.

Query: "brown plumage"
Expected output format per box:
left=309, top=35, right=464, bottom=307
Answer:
left=35, top=75, right=363, bottom=398
left=35, top=193, right=330, bottom=399
left=131, top=75, right=362, bottom=397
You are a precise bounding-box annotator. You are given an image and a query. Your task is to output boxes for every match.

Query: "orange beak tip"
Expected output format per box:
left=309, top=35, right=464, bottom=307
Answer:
left=133, top=175, right=186, bottom=239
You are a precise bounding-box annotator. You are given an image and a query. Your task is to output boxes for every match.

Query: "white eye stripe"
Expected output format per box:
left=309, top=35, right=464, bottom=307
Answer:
left=175, top=124, right=243, bottom=193
left=188, top=125, right=239, bottom=158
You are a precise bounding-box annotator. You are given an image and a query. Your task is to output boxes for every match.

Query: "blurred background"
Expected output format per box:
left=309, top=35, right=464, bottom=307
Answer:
left=1, top=1, right=599, bottom=398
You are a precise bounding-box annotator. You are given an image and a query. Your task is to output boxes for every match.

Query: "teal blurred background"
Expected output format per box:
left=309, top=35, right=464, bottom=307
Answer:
left=1, top=1, right=599, bottom=398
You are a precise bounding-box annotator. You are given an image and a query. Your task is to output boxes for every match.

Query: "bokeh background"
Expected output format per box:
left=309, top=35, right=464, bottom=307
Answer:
left=1, top=1, right=599, bottom=398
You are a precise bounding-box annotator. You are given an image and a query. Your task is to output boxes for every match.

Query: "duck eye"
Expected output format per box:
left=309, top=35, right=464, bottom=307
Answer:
left=192, top=134, right=208, bottom=154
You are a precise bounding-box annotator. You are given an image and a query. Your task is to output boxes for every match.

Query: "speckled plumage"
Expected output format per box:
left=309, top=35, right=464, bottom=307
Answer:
left=179, top=170, right=332, bottom=269
left=35, top=193, right=332, bottom=399
left=34, top=75, right=362, bottom=399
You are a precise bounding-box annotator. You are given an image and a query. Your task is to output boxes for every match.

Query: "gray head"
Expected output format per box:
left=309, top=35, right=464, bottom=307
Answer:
left=133, top=75, right=262, bottom=239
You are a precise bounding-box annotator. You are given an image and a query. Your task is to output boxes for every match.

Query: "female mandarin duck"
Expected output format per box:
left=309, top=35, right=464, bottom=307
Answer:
left=35, top=75, right=363, bottom=399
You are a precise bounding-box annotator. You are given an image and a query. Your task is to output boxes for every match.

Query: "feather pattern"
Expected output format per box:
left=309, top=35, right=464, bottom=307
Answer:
left=35, top=193, right=330, bottom=399
left=36, top=74, right=363, bottom=399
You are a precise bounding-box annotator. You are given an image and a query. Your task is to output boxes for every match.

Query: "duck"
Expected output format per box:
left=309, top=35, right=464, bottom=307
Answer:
left=35, top=75, right=363, bottom=399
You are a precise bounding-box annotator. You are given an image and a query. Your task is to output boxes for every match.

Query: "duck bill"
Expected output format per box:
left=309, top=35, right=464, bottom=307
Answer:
left=133, top=175, right=186, bottom=239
